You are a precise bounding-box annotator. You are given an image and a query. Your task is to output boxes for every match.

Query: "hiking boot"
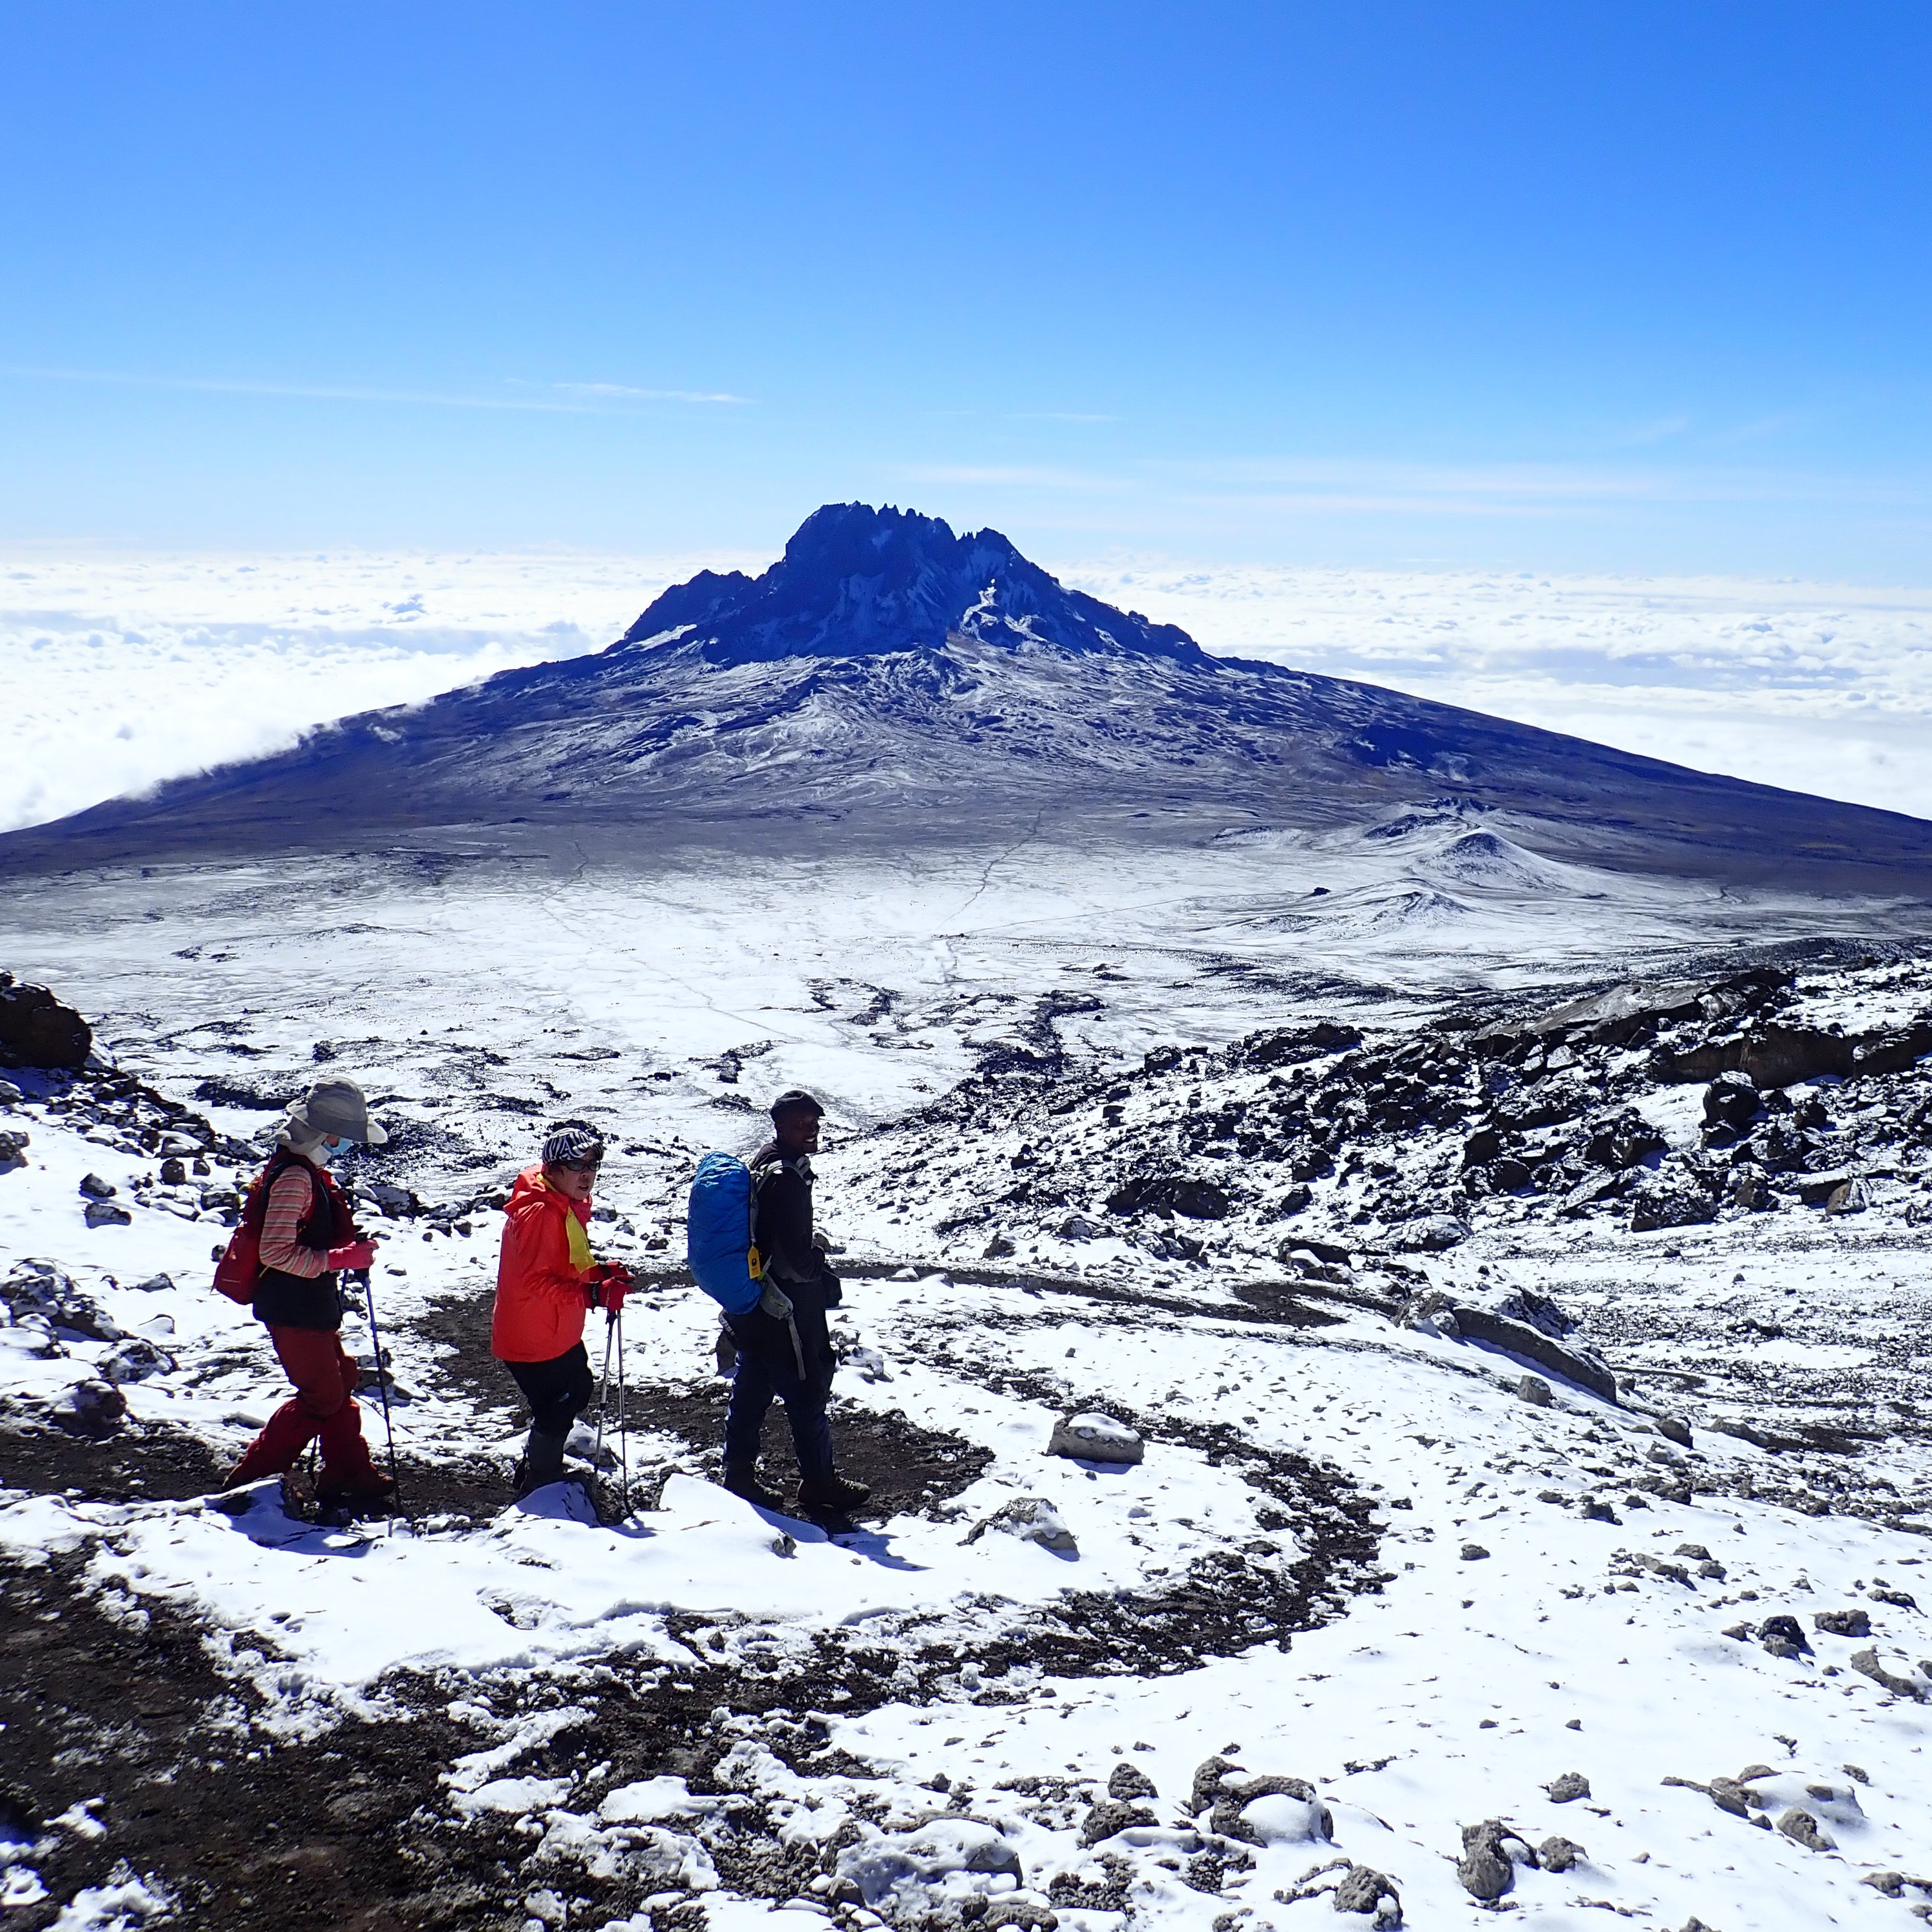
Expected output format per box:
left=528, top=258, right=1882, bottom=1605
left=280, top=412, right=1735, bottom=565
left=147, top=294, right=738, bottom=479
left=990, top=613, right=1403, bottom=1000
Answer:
left=721, top=1462, right=786, bottom=1510
left=516, top=1427, right=570, bottom=1498
left=316, top=1470, right=397, bottom=1515
left=797, top=1472, right=872, bottom=1511
left=223, top=1445, right=292, bottom=1492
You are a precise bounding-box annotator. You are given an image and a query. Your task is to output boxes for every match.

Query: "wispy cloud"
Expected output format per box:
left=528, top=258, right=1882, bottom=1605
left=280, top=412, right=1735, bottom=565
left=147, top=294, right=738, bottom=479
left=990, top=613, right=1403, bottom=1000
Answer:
left=1698, top=410, right=1806, bottom=449
left=901, top=462, right=1129, bottom=493
left=0, top=365, right=749, bottom=413
left=903, top=451, right=1932, bottom=521
left=1007, top=410, right=1119, bottom=424
left=1610, top=414, right=1692, bottom=448
left=543, top=380, right=749, bottom=404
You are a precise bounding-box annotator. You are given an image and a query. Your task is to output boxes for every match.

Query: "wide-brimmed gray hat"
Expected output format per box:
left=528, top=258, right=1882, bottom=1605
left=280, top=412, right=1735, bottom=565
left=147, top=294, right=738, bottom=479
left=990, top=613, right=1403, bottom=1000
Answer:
left=287, top=1077, right=387, bottom=1146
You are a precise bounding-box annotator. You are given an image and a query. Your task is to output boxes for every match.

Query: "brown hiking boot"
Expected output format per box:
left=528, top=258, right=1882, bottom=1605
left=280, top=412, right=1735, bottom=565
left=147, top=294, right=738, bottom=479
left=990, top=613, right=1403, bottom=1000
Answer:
left=721, top=1462, right=786, bottom=1510
left=317, top=1470, right=397, bottom=1516
left=798, top=1472, right=871, bottom=1512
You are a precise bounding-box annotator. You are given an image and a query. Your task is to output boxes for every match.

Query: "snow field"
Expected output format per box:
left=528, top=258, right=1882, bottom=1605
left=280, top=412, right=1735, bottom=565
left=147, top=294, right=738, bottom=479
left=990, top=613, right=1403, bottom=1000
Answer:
left=5, top=880, right=1932, bottom=1928
left=8, top=1059, right=1931, bottom=1929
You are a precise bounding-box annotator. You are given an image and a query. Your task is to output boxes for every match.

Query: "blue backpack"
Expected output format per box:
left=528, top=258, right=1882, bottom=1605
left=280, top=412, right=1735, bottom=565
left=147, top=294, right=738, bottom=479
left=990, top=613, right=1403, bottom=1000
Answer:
left=687, top=1152, right=764, bottom=1314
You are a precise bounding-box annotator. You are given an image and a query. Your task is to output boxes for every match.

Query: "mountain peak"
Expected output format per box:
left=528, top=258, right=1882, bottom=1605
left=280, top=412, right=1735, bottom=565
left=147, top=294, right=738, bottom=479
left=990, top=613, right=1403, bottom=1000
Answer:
left=780, top=500, right=977, bottom=573
left=618, top=499, right=1202, bottom=668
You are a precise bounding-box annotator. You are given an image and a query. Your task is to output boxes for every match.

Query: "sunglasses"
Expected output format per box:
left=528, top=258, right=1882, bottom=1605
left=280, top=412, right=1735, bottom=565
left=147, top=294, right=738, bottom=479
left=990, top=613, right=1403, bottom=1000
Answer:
left=556, top=1157, right=602, bottom=1174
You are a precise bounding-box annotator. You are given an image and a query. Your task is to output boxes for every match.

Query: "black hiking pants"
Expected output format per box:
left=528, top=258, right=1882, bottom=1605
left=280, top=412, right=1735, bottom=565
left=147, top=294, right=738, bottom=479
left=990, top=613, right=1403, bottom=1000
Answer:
left=504, top=1342, right=594, bottom=1437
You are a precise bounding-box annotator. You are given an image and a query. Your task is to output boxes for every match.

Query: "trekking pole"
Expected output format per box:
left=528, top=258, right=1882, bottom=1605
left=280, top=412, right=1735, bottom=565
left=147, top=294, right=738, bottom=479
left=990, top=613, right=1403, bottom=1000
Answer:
left=592, top=1314, right=616, bottom=1473
left=614, top=1305, right=630, bottom=1520
left=354, top=1268, right=404, bottom=1524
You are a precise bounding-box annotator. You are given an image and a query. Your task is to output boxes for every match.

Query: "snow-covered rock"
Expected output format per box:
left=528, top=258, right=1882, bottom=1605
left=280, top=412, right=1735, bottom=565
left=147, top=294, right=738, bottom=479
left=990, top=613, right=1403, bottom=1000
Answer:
left=1046, top=1412, right=1143, bottom=1464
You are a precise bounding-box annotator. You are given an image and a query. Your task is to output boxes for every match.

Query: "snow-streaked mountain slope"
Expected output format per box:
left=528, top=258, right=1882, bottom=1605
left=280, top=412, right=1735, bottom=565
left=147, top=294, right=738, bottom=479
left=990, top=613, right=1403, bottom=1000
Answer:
left=5, top=504, right=1930, bottom=902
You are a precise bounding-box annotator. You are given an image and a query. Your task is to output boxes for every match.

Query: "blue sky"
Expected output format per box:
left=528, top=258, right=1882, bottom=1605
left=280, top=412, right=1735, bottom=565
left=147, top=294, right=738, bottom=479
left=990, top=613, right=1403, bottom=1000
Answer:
left=4, top=3, right=1929, bottom=574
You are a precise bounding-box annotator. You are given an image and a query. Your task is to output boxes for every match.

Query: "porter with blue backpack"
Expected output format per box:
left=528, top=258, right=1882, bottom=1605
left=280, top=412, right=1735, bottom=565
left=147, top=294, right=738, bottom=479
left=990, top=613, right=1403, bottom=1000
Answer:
left=686, top=1089, right=872, bottom=1518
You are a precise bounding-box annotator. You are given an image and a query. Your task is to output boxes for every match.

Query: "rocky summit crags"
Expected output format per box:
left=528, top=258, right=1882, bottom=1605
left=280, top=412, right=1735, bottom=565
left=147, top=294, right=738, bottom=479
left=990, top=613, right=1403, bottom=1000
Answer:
left=616, top=502, right=1202, bottom=668
left=3, top=502, right=1931, bottom=905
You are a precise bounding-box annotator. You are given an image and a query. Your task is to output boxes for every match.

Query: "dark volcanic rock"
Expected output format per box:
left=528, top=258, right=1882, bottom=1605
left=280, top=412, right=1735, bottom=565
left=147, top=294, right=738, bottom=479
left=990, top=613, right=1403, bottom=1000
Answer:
left=1629, top=1179, right=1717, bottom=1233
left=0, top=975, right=92, bottom=1070
left=1331, top=1864, right=1399, bottom=1917
left=1702, top=1070, right=1763, bottom=1138
left=1079, top=1798, right=1155, bottom=1846
left=1663, top=1016, right=1932, bottom=1091
left=1108, top=1171, right=1230, bottom=1220
left=1244, top=1023, right=1362, bottom=1069
left=1455, top=1820, right=1525, bottom=1900
left=1814, top=1607, right=1871, bottom=1639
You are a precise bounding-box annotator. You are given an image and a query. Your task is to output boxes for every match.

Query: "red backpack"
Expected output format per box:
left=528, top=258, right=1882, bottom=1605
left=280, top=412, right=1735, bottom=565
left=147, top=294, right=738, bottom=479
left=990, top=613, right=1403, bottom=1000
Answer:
left=212, top=1153, right=348, bottom=1304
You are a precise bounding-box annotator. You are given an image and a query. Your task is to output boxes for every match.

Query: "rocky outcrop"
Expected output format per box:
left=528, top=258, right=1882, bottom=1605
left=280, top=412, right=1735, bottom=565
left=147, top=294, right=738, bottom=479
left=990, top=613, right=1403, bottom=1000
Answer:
left=0, top=974, right=92, bottom=1070
left=1654, top=1020, right=1932, bottom=1089
left=1403, top=1290, right=1618, bottom=1403
left=1472, top=967, right=1790, bottom=1053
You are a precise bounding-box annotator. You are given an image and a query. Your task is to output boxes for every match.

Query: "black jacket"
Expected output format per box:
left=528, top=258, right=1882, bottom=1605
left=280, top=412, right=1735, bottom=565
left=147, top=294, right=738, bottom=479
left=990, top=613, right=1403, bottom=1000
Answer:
left=729, top=1149, right=841, bottom=1381
left=754, top=1150, right=819, bottom=1285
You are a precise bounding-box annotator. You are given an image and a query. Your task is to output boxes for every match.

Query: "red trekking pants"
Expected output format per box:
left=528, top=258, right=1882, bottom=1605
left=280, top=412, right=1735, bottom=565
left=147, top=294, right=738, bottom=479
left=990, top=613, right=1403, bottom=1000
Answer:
left=227, top=1327, right=378, bottom=1486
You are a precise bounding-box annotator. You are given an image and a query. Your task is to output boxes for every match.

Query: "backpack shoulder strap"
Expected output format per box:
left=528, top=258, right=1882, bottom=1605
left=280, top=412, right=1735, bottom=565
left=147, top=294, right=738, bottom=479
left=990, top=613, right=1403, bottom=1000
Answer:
left=243, top=1150, right=299, bottom=1232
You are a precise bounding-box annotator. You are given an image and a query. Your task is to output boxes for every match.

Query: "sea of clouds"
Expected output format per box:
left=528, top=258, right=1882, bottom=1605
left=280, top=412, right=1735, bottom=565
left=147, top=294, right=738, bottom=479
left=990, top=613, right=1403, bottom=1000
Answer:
left=1063, top=560, right=1932, bottom=827
left=5, top=547, right=1929, bottom=835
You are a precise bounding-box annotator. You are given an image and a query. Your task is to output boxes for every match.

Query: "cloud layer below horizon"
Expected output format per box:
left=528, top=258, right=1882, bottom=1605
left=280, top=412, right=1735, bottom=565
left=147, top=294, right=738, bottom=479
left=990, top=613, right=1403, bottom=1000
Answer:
left=4, top=548, right=1929, bottom=837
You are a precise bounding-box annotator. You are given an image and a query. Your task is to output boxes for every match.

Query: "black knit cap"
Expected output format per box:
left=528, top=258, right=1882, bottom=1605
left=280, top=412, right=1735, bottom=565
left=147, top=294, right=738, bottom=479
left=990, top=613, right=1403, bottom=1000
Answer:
left=769, top=1088, right=824, bottom=1121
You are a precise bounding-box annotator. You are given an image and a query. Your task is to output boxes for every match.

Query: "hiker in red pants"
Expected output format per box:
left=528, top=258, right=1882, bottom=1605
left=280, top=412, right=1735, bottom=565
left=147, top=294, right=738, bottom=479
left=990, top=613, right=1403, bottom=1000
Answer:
left=223, top=1078, right=392, bottom=1508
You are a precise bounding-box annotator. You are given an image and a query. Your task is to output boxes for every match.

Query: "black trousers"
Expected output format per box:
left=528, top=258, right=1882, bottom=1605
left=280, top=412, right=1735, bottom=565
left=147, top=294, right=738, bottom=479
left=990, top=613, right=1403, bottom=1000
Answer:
left=504, top=1341, right=594, bottom=1437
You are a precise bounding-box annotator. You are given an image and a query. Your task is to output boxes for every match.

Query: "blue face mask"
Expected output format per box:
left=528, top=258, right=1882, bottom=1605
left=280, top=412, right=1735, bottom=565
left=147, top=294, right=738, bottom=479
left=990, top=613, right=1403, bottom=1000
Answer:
left=319, top=1135, right=350, bottom=1162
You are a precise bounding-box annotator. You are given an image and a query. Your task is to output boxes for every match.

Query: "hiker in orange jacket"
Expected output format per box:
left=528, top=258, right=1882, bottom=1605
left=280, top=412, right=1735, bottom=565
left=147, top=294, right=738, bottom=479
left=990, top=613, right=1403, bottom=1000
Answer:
left=222, top=1078, right=390, bottom=1507
left=493, top=1122, right=630, bottom=1495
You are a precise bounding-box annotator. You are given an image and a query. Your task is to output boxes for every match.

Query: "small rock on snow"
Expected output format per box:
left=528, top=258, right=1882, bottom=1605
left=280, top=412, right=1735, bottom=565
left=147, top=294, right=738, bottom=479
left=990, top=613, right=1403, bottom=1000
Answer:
left=1813, top=1608, right=1871, bottom=1638
left=66, top=1379, right=128, bottom=1428
left=1847, top=1647, right=1925, bottom=1700
left=1776, top=1807, right=1833, bottom=1852
left=1455, top=1823, right=1517, bottom=1902
left=1543, top=1772, right=1589, bottom=1803
left=1079, top=1799, right=1155, bottom=1846
left=1047, top=1413, right=1144, bottom=1464
left=1189, top=1756, right=1242, bottom=1814
left=965, top=1496, right=1077, bottom=1555
left=1330, top=1863, right=1399, bottom=1921
left=1395, top=1213, right=1470, bottom=1252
